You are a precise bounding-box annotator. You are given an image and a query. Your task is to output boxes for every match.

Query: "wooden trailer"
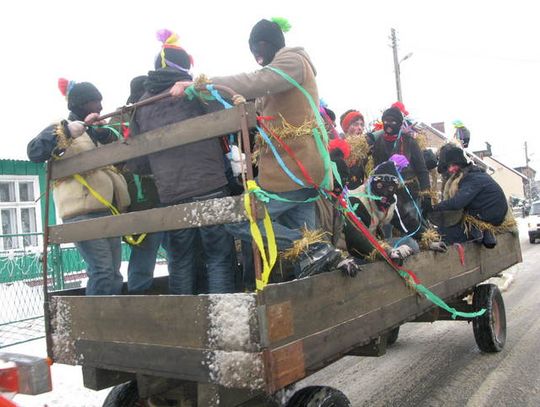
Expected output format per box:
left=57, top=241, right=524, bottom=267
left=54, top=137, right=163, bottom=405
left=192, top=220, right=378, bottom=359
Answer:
left=42, top=94, right=521, bottom=406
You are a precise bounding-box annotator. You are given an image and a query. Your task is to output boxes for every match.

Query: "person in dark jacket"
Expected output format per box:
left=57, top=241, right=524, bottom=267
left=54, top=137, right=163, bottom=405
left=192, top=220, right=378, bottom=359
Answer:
left=429, top=146, right=508, bottom=247
left=372, top=106, right=431, bottom=235
left=130, top=29, right=235, bottom=295
left=27, top=80, right=128, bottom=296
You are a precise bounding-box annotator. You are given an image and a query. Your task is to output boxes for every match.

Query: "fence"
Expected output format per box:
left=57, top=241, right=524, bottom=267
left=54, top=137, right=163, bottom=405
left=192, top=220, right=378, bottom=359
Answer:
left=0, top=232, right=133, bottom=348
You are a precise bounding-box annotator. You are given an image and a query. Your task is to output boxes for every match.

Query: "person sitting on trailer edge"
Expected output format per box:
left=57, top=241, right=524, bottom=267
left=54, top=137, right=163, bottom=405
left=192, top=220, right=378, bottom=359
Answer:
left=344, top=160, right=447, bottom=263
left=427, top=145, right=514, bottom=247
left=27, top=79, right=130, bottom=295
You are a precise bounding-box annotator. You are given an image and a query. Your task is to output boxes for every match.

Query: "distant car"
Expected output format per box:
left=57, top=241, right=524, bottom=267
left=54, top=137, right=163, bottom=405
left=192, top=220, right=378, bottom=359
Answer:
left=527, top=201, right=540, bottom=243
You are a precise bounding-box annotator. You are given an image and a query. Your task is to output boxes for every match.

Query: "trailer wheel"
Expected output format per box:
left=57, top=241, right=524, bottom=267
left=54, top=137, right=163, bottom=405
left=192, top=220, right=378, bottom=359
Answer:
left=102, top=381, right=145, bottom=407
left=473, top=284, right=506, bottom=353
left=387, top=326, right=400, bottom=346
left=286, top=386, right=351, bottom=407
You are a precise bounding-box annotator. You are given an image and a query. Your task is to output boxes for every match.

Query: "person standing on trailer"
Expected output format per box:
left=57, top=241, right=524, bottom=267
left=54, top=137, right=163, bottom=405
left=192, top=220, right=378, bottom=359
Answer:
left=27, top=80, right=130, bottom=295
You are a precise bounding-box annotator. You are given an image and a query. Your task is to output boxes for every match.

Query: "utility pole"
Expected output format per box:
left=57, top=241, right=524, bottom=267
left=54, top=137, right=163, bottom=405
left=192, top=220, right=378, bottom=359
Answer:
left=390, top=28, right=402, bottom=103
left=525, top=141, right=532, bottom=204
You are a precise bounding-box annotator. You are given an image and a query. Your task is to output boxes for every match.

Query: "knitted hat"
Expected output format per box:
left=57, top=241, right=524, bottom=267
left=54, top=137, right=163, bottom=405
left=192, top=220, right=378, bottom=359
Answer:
left=58, top=78, right=102, bottom=112
left=155, top=29, right=193, bottom=73
left=370, top=160, right=399, bottom=184
left=249, top=18, right=290, bottom=50
left=445, top=146, right=470, bottom=167
left=340, top=110, right=364, bottom=133
left=381, top=106, right=403, bottom=125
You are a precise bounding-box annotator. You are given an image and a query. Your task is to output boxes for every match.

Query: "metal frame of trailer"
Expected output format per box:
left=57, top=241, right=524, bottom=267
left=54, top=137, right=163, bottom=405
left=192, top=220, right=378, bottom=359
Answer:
left=42, top=91, right=521, bottom=406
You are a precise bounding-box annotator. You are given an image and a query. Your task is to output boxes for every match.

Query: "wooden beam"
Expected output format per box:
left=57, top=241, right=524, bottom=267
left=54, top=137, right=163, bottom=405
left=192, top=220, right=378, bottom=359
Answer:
left=50, top=103, right=257, bottom=180
left=48, top=195, right=254, bottom=244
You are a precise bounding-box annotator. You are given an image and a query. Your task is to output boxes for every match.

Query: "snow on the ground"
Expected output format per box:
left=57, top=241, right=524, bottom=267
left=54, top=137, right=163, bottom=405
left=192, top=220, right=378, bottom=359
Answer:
left=6, top=338, right=109, bottom=407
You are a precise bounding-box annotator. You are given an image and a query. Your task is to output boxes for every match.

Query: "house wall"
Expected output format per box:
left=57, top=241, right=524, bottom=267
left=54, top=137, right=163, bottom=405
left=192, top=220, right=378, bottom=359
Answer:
left=483, top=157, right=525, bottom=200
left=0, top=159, right=56, bottom=226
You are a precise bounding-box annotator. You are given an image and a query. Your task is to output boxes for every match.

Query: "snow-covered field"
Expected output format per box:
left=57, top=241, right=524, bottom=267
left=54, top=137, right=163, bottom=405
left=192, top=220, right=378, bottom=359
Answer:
left=2, top=221, right=528, bottom=406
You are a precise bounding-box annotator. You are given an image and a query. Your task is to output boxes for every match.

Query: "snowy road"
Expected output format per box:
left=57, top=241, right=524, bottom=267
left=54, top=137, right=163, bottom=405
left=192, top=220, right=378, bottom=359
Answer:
left=299, top=230, right=540, bottom=407
left=8, top=226, right=539, bottom=407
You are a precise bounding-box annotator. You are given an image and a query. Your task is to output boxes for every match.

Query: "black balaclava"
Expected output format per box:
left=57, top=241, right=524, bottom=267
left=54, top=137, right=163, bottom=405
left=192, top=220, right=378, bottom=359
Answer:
left=67, top=82, right=102, bottom=118
left=381, top=107, right=404, bottom=136
left=369, top=161, right=399, bottom=210
left=249, top=19, right=285, bottom=66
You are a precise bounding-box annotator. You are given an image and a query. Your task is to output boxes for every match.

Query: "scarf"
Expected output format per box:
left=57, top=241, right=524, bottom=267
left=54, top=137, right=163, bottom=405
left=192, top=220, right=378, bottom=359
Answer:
left=383, top=133, right=398, bottom=142
left=144, top=68, right=192, bottom=94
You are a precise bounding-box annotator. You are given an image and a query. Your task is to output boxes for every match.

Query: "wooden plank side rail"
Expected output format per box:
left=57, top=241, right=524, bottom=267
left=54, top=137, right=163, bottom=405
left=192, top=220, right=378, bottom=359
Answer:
left=48, top=195, right=260, bottom=244
left=50, top=103, right=257, bottom=180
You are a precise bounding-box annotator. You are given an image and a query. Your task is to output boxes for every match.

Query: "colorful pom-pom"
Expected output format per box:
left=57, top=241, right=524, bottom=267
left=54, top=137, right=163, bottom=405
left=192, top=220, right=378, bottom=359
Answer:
left=329, top=138, right=351, bottom=160
left=58, top=77, right=69, bottom=97
left=156, top=29, right=173, bottom=44
left=391, top=101, right=409, bottom=116
left=156, top=29, right=179, bottom=46
left=271, top=17, right=291, bottom=33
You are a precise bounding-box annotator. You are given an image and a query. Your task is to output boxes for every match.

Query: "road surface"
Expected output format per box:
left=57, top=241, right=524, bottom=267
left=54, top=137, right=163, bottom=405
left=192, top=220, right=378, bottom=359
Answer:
left=299, top=230, right=539, bottom=406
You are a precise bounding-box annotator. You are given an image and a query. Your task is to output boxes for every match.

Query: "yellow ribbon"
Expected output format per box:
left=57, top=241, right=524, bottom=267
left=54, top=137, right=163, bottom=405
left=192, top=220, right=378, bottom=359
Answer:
left=244, top=180, right=277, bottom=291
left=73, top=174, right=146, bottom=246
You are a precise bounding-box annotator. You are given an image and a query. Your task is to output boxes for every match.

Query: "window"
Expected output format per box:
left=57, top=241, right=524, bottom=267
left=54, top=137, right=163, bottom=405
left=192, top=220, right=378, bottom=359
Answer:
left=0, top=176, right=42, bottom=252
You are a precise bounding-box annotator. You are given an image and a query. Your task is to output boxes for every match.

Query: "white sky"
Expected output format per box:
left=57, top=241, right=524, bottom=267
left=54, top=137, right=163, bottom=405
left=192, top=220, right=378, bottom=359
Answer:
left=1, top=0, right=539, bottom=174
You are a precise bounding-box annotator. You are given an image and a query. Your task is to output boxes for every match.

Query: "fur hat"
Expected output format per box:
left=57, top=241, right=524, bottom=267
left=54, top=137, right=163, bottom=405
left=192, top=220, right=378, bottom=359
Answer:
left=445, top=145, right=470, bottom=167
left=58, top=78, right=102, bottom=112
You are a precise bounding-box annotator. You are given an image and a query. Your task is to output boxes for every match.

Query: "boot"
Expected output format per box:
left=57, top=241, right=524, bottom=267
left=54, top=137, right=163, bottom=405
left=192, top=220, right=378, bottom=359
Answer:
left=482, top=230, right=497, bottom=249
left=295, top=242, right=342, bottom=279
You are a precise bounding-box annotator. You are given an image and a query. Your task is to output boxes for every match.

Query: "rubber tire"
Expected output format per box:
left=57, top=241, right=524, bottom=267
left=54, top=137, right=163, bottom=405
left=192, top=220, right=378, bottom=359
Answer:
left=530, top=236, right=536, bottom=244
left=472, top=284, right=507, bottom=353
left=102, top=381, right=143, bottom=407
left=286, top=386, right=351, bottom=407
left=387, top=326, right=400, bottom=346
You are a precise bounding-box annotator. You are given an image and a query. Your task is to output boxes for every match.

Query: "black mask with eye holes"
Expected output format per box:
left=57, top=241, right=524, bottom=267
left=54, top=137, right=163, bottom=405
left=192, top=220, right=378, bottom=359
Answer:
left=370, top=176, right=398, bottom=210
left=250, top=41, right=280, bottom=66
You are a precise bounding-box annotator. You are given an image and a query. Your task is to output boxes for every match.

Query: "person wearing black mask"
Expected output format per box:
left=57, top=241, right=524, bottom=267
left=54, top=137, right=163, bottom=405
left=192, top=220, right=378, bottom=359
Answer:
left=372, top=106, right=431, bottom=235
left=171, top=18, right=361, bottom=280
left=344, top=160, right=446, bottom=261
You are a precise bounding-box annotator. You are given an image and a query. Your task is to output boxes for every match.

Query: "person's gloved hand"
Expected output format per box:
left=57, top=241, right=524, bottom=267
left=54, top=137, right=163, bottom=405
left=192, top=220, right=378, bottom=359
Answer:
left=389, top=154, right=409, bottom=171
left=337, top=257, right=363, bottom=277
left=67, top=121, right=86, bottom=138
left=228, top=145, right=246, bottom=176
left=421, top=196, right=433, bottom=214
left=429, top=241, right=448, bottom=253
left=390, top=245, right=414, bottom=260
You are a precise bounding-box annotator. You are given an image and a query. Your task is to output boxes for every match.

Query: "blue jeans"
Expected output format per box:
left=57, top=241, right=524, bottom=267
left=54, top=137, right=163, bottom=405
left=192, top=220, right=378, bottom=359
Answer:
left=127, top=232, right=164, bottom=293
left=167, top=225, right=234, bottom=294
left=226, top=188, right=317, bottom=250
left=166, top=187, right=235, bottom=295
left=64, top=212, right=123, bottom=295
